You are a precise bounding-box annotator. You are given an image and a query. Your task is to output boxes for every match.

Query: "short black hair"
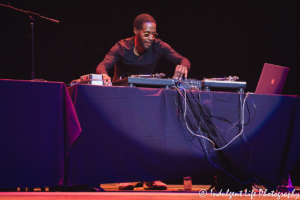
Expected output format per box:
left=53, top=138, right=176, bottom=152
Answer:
left=133, top=14, right=156, bottom=30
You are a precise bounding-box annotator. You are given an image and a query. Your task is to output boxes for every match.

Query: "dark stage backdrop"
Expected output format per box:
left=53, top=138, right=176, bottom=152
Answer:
left=1, top=0, right=299, bottom=185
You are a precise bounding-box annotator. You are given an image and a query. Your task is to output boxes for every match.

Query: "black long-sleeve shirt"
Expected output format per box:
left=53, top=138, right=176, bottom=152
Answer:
left=96, top=37, right=190, bottom=82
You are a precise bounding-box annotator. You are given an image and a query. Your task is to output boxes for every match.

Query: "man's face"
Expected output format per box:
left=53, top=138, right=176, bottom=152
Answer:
left=135, top=22, right=157, bottom=49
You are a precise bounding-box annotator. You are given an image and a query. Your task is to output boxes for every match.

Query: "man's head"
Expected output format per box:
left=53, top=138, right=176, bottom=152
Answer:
left=133, top=14, right=157, bottom=50
left=133, top=14, right=156, bottom=30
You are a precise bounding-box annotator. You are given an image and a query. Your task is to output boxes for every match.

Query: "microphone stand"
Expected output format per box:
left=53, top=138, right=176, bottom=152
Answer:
left=30, top=15, right=35, bottom=80
left=0, top=3, right=59, bottom=80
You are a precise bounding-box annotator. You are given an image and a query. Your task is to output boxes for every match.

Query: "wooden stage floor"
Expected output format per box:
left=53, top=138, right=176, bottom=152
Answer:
left=1, top=184, right=300, bottom=200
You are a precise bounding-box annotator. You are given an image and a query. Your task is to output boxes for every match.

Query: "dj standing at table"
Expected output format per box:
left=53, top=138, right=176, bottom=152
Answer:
left=96, top=13, right=191, bottom=86
left=95, top=14, right=191, bottom=190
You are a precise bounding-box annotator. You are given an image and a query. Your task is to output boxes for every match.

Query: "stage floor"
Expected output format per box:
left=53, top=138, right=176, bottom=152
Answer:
left=1, top=184, right=300, bottom=200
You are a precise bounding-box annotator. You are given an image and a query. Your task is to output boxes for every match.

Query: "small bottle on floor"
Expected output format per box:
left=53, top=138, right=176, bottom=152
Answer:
left=183, top=177, right=192, bottom=191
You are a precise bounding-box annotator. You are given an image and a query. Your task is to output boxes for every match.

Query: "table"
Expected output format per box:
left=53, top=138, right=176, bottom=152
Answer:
left=67, top=84, right=300, bottom=189
left=0, top=79, right=81, bottom=188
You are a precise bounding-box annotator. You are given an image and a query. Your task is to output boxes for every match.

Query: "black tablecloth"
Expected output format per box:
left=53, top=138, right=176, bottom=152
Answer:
left=0, top=79, right=81, bottom=188
left=67, top=85, right=300, bottom=189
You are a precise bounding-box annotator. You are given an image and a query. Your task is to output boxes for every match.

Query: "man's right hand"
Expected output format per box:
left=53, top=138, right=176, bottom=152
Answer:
left=102, top=74, right=112, bottom=86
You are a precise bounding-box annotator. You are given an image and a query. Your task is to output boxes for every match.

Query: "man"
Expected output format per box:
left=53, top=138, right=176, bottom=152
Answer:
left=96, top=13, right=190, bottom=85
left=96, top=14, right=191, bottom=190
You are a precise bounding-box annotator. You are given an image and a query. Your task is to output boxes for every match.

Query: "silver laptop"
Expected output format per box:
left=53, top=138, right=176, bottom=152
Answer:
left=255, top=63, right=289, bottom=94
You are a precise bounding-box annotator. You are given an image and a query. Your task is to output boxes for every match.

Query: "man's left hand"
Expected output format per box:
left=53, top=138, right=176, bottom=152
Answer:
left=173, top=65, right=188, bottom=80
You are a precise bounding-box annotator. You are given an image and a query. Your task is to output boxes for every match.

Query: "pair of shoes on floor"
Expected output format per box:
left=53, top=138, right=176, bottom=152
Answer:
left=118, top=182, right=134, bottom=190
left=144, top=181, right=167, bottom=190
left=118, top=181, right=167, bottom=190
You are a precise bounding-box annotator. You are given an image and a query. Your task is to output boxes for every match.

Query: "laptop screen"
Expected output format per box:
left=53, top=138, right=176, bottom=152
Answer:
left=255, top=63, right=289, bottom=94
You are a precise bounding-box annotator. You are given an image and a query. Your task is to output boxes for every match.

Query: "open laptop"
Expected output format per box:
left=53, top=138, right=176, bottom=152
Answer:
left=255, top=63, right=289, bottom=94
